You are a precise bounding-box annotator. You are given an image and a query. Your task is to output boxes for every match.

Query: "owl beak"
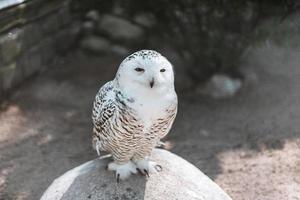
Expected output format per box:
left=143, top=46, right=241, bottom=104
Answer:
left=149, top=78, right=155, bottom=88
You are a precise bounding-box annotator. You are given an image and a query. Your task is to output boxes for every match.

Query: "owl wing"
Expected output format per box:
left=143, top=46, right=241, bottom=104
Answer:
left=92, top=81, right=116, bottom=153
left=159, top=105, right=177, bottom=139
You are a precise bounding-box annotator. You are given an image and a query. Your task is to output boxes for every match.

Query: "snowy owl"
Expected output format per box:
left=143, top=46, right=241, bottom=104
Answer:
left=92, top=50, right=177, bottom=181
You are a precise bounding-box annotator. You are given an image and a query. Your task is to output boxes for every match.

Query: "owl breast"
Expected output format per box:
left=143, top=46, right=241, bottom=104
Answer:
left=93, top=85, right=177, bottom=161
left=130, top=91, right=177, bottom=131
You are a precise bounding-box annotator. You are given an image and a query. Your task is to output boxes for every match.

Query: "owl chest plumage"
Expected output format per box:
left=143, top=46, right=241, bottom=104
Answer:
left=93, top=83, right=177, bottom=156
left=113, top=91, right=175, bottom=143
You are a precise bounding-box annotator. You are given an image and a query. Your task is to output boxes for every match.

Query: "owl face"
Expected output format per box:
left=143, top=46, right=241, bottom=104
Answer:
left=116, top=50, right=175, bottom=92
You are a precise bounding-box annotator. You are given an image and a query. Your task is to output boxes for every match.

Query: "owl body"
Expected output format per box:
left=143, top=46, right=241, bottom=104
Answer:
left=92, top=80, right=177, bottom=163
left=92, top=50, right=177, bottom=180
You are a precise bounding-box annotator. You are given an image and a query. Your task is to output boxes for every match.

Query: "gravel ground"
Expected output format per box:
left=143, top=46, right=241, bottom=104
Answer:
left=0, top=44, right=300, bottom=200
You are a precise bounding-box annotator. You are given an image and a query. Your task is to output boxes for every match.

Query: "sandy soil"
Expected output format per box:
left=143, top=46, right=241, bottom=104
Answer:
left=0, top=44, right=300, bottom=200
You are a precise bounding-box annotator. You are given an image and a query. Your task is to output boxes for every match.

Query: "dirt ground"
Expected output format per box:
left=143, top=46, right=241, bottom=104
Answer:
left=0, top=44, right=300, bottom=200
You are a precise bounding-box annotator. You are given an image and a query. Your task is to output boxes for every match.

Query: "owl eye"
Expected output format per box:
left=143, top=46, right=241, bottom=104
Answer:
left=160, top=68, right=166, bottom=72
left=135, top=67, right=145, bottom=72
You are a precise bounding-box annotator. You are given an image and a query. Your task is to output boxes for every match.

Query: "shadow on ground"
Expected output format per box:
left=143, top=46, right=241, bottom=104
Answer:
left=0, top=44, right=300, bottom=200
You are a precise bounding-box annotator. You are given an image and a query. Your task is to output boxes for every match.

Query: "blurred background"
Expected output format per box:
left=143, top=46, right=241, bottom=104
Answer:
left=0, top=0, right=300, bottom=199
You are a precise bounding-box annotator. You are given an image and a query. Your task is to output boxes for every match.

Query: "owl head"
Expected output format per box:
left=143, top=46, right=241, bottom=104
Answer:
left=115, top=50, right=175, bottom=94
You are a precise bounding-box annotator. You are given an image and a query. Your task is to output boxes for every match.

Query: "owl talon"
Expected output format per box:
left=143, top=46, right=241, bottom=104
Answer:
left=135, top=159, right=160, bottom=175
left=136, top=168, right=144, bottom=175
left=136, top=168, right=150, bottom=177
left=107, top=161, right=137, bottom=181
left=144, top=170, right=150, bottom=177
left=116, top=174, right=120, bottom=183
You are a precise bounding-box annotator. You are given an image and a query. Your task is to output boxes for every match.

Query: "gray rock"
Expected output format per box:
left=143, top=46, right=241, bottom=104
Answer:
left=97, top=14, right=144, bottom=41
left=21, top=46, right=43, bottom=77
left=82, top=21, right=95, bottom=34
left=198, top=74, right=242, bottom=98
left=134, top=14, right=156, bottom=28
left=0, top=62, right=23, bottom=90
left=40, top=149, right=232, bottom=200
left=55, top=27, right=76, bottom=54
left=0, top=30, right=21, bottom=65
left=40, top=13, right=60, bottom=35
left=111, top=45, right=130, bottom=56
left=86, top=10, right=100, bottom=22
left=80, top=36, right=111, bottom=54
left=22, top=24, right=43, bottom=48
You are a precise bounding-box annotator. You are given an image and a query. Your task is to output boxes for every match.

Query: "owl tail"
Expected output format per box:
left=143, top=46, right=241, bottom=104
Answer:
left=98, top=154, right=112, bottom=159
left=156, top=140, right=175, bottom=150
left=92, top=134, right=102, bottom=156
left=93, top=138, right=112, bottom=159
left=95, top=142, right=101, bottom=156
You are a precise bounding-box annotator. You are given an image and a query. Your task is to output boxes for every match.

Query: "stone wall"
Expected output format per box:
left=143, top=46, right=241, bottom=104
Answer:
left=0, top=0, right=78, bottom=98
left=79, top=11, right=147, bottom=55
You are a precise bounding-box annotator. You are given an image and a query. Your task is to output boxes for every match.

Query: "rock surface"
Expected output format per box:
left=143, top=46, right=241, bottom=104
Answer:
left=97, top=14, right=144, bottom=41
left=40, top=149, right=232, bottom=200
left=198, top=74, right=242, bottom=98
left=80, top=36, right=111, bottom=53
left=85, top=10, right=100, bottom=22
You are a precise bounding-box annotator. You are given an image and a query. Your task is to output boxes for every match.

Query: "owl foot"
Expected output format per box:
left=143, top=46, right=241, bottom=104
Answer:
left=135, top=159, right=162, bottom=177
left=107, top=161, right=137, bottom=182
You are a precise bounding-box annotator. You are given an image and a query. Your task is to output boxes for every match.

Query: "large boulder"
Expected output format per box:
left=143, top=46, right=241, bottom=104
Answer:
left=80, top=36, right=111, bottom=54
left=197, top=74, right=242, bottom=98
left=40, top=149, right=232, bottom=200
left=97, top=14, right=144, bottom=42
